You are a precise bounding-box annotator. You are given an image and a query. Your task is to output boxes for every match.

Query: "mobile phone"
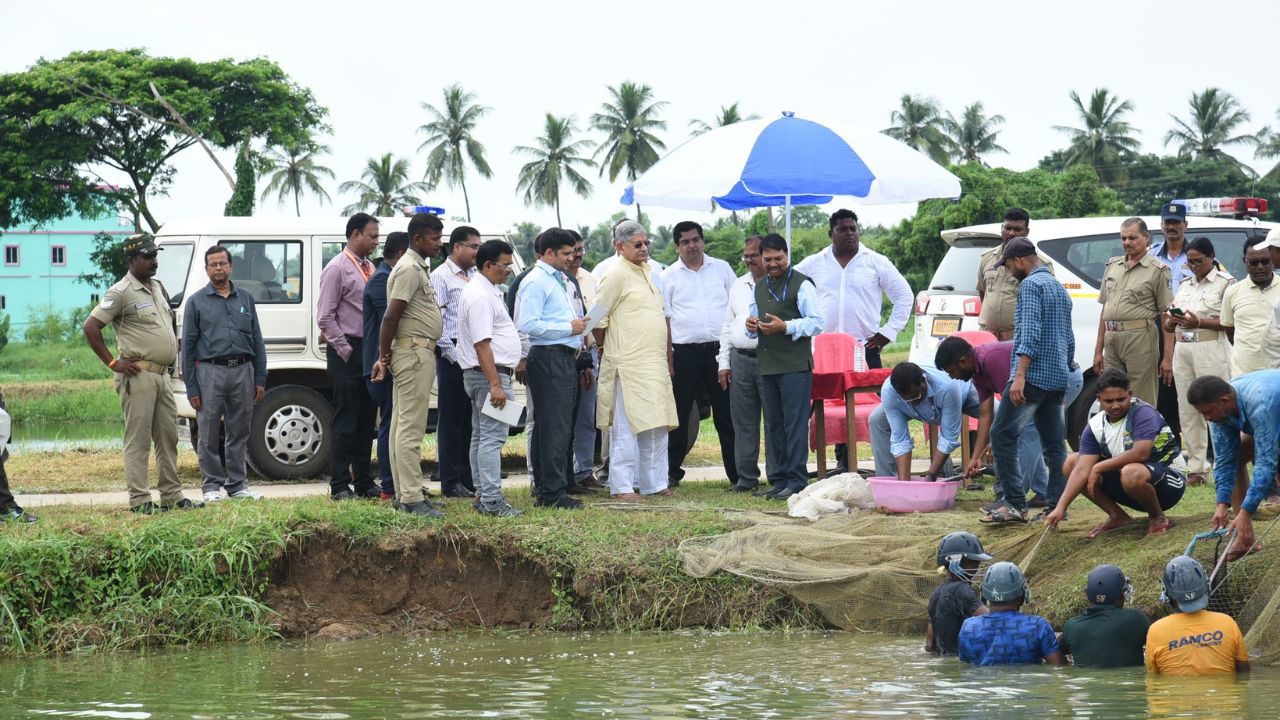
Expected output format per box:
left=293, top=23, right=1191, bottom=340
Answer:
left=1169, top=307, right=1185, bottom=317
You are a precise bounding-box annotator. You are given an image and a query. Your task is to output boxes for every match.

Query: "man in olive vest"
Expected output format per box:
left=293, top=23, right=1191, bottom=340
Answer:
left=748, top=233, right=826, bottom=501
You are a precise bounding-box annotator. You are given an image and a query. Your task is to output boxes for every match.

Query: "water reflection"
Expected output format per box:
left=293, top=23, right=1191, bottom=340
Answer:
left=1, top=632, right=1275, bottom=718
left=12, top=421, right=125, bottom=451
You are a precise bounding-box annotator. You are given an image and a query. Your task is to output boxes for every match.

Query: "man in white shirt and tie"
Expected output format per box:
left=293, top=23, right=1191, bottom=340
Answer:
left=717, top=235, right=773, bottom=492
left=662, top=221, right=738, bottom=487
left=796, top=208, right=913, bottom=472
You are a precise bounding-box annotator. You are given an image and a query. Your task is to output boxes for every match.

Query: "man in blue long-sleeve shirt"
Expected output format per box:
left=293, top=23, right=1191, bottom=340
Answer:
left=869, top=363, right=980, bottom=481
left=987, top=238, right=1074, bottom=524
left=181, top=246, right=268, bottom=502
left=1189, top=371, right=1280, bottom=558
left=363, top=232, right=408, bottom=499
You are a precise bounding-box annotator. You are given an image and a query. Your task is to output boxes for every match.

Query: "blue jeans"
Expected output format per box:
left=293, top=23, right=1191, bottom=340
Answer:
left=761, top=370, right=813, bottom=493
left=463, top=368, right=514, bottom=506
left=365, top=376, right=394, bottom=496
left=999, top=367, right=1083, bottom=500
left=991, top=380, right=1067, bottom=513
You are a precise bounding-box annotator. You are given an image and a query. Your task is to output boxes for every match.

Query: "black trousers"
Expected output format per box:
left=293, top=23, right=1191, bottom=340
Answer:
left=0, top=449, right=14, bottom=511
left=526, top=345, right=579, bottom=503
left=834, top=346, right=882, bottom=471
left=436, top=353, right=474, bottom=493
left=327, top=340, right=376, bottom=494
left=669, top=342, right=737, bottom=485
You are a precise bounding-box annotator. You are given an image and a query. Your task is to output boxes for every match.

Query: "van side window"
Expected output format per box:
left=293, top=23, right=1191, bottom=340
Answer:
left=1150, top=230, right=1248, bottom=280
left=1038, top=233, right=1121, bottom=289
left=322, top=242, right=344, bottom=269
left=218, top=240, right=303, bottom=304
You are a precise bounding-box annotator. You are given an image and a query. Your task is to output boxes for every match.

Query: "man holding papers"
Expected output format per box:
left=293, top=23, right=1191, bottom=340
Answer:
left=457, top=239, right=525, bottom=517
left=593, top=220, right=679, bottom=501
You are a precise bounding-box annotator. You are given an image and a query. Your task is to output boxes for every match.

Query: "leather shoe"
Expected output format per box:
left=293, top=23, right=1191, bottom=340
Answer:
left=443, top=487, right=478, bottom=499
left=753, top=487, right=783, bottom=498
left=534, top=496, right=583, bottom=510
left=2, top=506, right=37, bottom=523
left=400, top=501, right=445, bottom=517
left=331, top=490, right=357, bottom=501
left=566, top=484, right=598, bottom=495
left=354, top=487, right=381, bottom=499
left=130, top=501, right=168, bottom=515
left=771, top=488, right=799, bottom=501
left=728, top=485, right=757, bottom=493
left=1027, top=495, right=1049, bottom=509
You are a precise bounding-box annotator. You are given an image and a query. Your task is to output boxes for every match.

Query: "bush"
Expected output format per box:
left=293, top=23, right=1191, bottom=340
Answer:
left=0, top=312, right=9, bottom=354
left=20, top=303, right=103, bottom=346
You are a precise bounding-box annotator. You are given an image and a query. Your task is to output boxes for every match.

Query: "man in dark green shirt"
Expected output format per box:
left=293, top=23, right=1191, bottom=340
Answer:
left=1060, top=564, right=1150, bottom=667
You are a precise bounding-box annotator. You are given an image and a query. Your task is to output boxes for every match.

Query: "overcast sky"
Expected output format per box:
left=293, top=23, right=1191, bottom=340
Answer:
left=6, top=0, right=1279, bottom=234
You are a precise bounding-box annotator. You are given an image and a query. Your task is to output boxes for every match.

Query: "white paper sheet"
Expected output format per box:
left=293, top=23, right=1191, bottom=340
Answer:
left=480, top=394, right=525, bottom=426
left=582, top=303, right=609, bottom=335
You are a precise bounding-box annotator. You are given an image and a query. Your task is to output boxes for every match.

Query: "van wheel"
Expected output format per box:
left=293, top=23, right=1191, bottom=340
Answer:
left=247, top=385, right=332, bottom=479
left=1066, top=374, right=1098, bottom=453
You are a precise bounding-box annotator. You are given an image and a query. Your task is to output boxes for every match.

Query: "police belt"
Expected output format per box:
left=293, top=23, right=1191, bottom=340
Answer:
left=1104, top=319, right=1151, bottom=332
left=131, top=359, right=173, bottom=375
left=392, top=337, right=438, bottom=350
left=1178, top=329, right=1221, bottom=343
left=985, top=327, right=1015, bottom=341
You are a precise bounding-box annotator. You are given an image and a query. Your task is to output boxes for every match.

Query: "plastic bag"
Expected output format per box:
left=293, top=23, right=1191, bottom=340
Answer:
left=787, top=473, right=876, bottom=521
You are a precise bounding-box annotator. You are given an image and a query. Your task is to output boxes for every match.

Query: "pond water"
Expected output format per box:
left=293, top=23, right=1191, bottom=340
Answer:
left=10, top=420, right=126, bottom=451
left=1, top=631, right=1273, bottom=718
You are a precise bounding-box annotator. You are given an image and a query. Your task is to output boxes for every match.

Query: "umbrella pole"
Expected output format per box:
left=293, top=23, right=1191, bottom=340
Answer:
left=785, top=195, right=793, bottom=262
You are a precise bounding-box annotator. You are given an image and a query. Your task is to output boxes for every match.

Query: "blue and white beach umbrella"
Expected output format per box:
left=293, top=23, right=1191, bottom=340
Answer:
left=621, top=112, right=961, bottom=245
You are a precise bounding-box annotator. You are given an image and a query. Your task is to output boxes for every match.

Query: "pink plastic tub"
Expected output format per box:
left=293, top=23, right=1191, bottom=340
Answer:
left=868, top=477, right=960, bottom=513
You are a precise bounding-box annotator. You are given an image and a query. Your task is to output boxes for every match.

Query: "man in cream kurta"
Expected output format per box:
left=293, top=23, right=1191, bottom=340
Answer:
left=593, top=220, right=679, bottom=500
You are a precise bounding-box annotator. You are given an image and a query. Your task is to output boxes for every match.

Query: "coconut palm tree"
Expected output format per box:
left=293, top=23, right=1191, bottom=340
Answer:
left=338, top=153, right=429, bottom=216
left=883, top=94, right=953, bottom=164
left=942, top=102, right=1007, bottom=164
left=591, top=82, right=667, bottom=219
left=1164, top=87, right=1255, bottom=163
left=1053, top=88, right=1141, bottom=186
left=514, top=114, right=596, bottom=227
left=689, top=102, right=761, bottom=137
left=258, top=140, right=336, bottom=216
left=417, top=83, right=492, bottom=222
left=1254, top=108, right=1280, bottom=180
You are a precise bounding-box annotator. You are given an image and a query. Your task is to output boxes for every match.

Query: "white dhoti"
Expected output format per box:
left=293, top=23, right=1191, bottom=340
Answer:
left=608, top=386, right=668, bottom=495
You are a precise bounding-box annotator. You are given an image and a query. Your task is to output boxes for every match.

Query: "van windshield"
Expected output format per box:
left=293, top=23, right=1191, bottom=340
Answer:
left=154, top=241, right=195, bottom=307
left=926, top=241, right=998, bottom=293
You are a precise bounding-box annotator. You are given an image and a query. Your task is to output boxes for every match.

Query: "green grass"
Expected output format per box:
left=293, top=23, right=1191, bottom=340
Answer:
left=0, top=484, right=820, bottom=656
left=0, top=341, right=110, bottom=383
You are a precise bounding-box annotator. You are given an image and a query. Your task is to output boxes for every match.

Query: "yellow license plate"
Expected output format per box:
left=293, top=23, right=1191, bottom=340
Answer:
left=931, top=317, right=961, bottom=337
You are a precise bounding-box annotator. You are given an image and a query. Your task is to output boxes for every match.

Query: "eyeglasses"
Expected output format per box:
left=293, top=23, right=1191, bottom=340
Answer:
left=902, top=387, right=927, bottom=404
left=1247, top=258, right=1273, bottom=267
left=207, top=261, right=231, bottom=269
left=742, top=253, right=761, bottom=262
left=461, top=243, right=481, bottom=250
left=1186, top=256, right=1209, bottom=266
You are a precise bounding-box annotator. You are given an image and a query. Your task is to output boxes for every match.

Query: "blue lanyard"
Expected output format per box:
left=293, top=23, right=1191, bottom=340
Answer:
left=766, top=269, right=792, bottom=304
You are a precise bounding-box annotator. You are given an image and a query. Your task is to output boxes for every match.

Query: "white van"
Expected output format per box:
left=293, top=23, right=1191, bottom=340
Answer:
left=908, top=207, right=1276, bottom=445
left=152, top=217, right=524, bottom=479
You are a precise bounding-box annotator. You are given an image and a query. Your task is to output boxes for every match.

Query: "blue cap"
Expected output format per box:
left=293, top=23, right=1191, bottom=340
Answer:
left=1085, top=564, right=1129, bottom=605
left=1162, top=202, right=1187, bottom=222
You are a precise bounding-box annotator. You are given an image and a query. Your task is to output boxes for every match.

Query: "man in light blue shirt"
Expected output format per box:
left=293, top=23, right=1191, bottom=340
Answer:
left=1188, top=371, right=1280, bottom=559
left=515, top=228, right=588, bottom=510
left=869, top=363, right=981, bottom=480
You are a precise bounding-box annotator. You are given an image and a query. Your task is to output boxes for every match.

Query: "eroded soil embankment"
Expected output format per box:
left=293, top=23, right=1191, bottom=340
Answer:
left=265, top=532, right=557, bottom=640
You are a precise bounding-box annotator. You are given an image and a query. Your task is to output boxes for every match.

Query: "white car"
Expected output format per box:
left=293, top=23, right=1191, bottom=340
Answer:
left=908, top=201, right=1276, bottom=445
left=153, top=216, right=523, bottom=479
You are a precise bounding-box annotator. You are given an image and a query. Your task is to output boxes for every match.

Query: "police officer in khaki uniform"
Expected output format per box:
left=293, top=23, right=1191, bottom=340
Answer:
left=977, top=208, right=1055, bottom=340
left=83, top=234, right=202, bottom=514
left=371, top=213, right=446, bottom=516
left=1164, top=236, right=1234, bottom=486
left=1092, top=218, right=1175, bottom=408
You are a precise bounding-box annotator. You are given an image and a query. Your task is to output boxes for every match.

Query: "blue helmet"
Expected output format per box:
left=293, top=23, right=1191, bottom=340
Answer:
left=1085, top=564, right=1131, bottom=605
left=936, top=531, right=993, bottom=580
left=1161, top=556, right=1210, bottom=612
left=980, top=561, right=1029, bottom=604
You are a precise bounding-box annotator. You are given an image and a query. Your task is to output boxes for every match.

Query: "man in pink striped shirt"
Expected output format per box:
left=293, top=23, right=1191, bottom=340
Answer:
left=318, top=213, right=381, bottom=499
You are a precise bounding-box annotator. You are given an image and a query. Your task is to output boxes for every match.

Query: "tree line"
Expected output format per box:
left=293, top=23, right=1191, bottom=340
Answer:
left=4, top=49, right=1280, bottom=289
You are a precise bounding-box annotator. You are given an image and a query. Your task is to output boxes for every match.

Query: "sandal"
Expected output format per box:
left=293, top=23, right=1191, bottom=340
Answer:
left=980, top=505, right=1027, bottom=524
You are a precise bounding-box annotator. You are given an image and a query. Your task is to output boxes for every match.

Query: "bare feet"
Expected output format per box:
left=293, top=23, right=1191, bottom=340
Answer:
left=611, top=492, right=643, bottom=503
left=1088, top=515, right=1133, bottom=538
left=1147, top=516, right=1174, bottom=536
left=1226, top=542, right=1264, bottom=562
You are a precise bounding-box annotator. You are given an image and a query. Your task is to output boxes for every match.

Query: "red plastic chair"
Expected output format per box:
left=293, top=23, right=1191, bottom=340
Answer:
left=808, top=333, right=886, bottom=476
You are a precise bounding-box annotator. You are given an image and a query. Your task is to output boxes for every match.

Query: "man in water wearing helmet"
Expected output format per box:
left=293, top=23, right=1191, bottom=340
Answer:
left=926, top=532, right=992, bottom=655
left=957, top=562, right=1065, bottom=666
left=1059, top=564, right=1149, bottom=667
left=1146, top=556, right=1250, bottom=675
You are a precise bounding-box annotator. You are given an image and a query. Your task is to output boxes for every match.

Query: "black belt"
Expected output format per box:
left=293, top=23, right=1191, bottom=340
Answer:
left=531, top=344, right=577, bottom=356
left=344, top=334, right=363, bottom=345
left=205, top=356, right=253, bottom=367
left=675, top=341, right=720, bottom=350
left=464, top=366, right=514, bottom=376
left=735, top=348, right=758, bottom=358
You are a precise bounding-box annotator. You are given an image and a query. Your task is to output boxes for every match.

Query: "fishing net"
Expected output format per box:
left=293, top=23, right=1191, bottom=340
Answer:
left=680, top=503, right=1280, bottom=663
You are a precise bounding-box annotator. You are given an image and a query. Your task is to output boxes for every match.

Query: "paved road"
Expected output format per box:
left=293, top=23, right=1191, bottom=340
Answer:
left=15, top=460, right=932, bottom=508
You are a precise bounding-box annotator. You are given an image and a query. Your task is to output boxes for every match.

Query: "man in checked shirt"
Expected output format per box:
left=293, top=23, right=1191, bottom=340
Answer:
left=430, top=226, right=480, bottom=498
